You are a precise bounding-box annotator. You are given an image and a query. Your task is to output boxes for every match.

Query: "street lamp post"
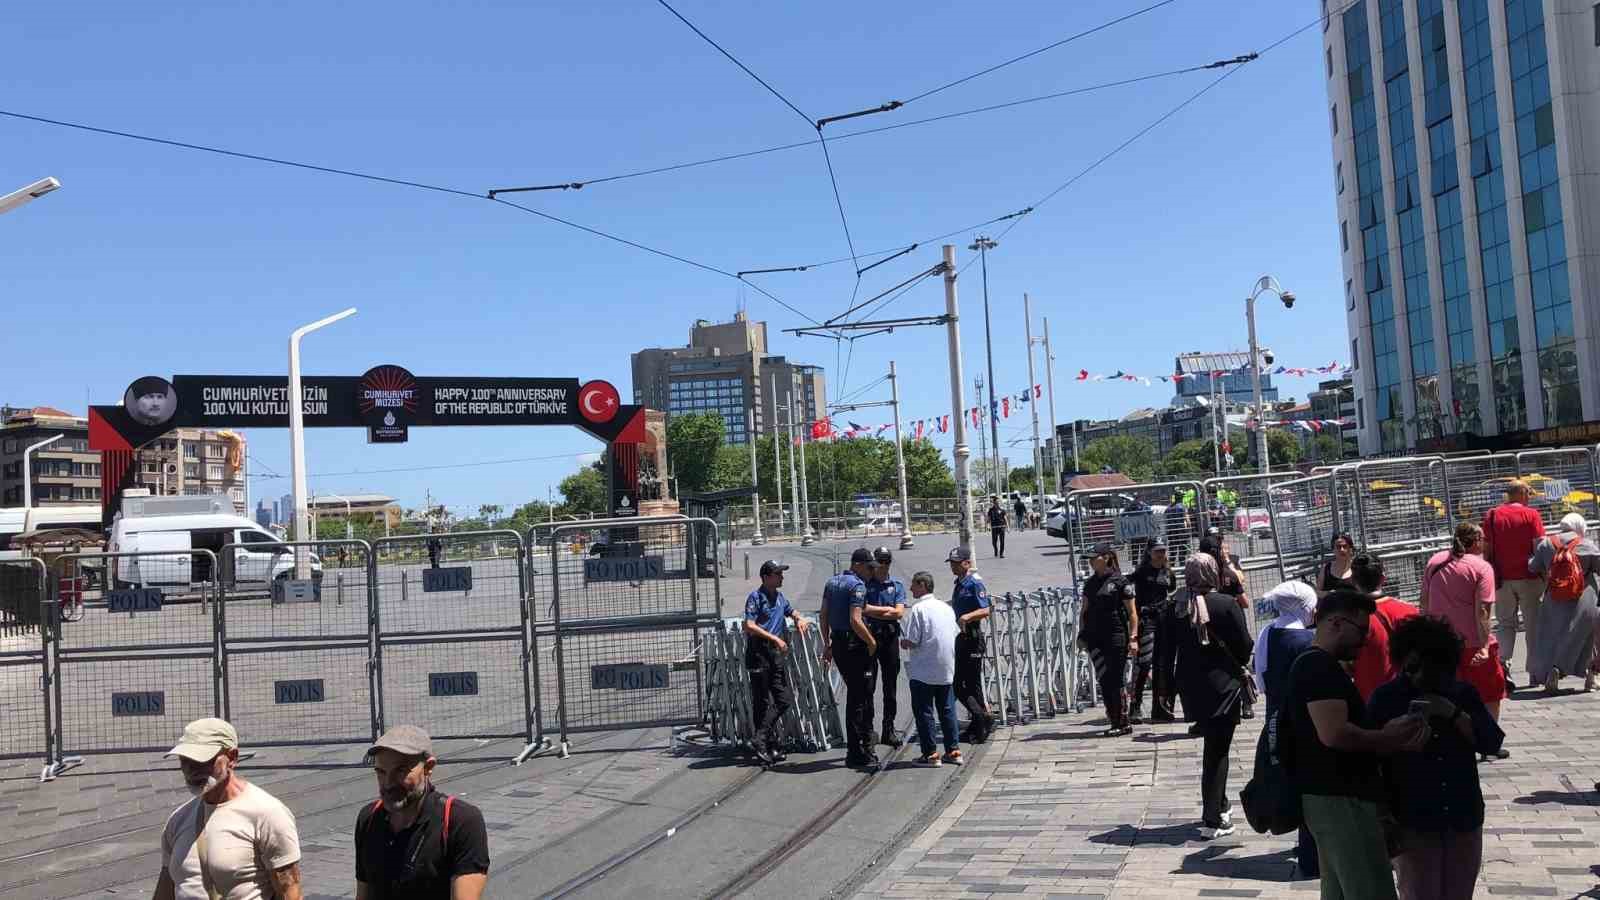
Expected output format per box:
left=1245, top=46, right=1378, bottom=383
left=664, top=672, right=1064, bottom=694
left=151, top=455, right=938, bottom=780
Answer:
left=748, top=355, right=765, bottom=546
left=969, top=237, right=1002, bottom=497
left=314, top=493, right=354, bottom=540
left=1245, top=276, right=1296, bottom=475
left=22, top=435, right=62, bottom=507
left=290, top=308, right=357, bottom=577
left=0, top=177, right=61, bottom=216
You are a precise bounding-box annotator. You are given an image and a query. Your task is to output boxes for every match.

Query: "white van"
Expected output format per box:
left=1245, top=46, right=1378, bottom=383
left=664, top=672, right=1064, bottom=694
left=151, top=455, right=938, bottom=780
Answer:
left=109, top=511, right=321, bottom=591
left=0, top=505, right=103, bottom=559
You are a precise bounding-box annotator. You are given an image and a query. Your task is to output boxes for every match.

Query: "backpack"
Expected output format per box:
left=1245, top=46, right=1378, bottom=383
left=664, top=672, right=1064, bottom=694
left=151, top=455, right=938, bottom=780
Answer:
left=1548, top=535, right=1585, bottom=602
left=362, top=794, right=455, bottom=849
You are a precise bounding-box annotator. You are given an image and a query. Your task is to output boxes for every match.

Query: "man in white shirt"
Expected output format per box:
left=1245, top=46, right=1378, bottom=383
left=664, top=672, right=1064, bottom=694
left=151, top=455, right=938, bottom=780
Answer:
left=899, top=570, right=963, bottom=766
left=153, top=718, right=302, bottom=900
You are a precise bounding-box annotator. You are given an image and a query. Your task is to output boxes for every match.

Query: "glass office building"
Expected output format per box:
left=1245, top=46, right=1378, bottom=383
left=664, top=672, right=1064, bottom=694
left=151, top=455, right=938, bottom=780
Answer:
left=1327, top=0, right=1600, bottom=452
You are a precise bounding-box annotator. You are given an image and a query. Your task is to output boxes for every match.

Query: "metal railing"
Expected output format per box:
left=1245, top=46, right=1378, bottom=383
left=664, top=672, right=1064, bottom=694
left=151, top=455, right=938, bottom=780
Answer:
left=699, top=617, right=841, bottom=752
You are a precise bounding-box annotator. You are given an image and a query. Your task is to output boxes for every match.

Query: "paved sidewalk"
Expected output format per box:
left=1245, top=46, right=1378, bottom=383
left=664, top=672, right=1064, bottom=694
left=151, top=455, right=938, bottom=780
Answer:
left=858, top=686, right=1600, bottom=899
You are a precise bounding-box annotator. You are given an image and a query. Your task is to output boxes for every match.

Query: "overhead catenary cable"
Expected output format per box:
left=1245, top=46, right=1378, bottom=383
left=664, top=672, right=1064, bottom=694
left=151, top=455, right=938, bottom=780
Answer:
left=653, top=0, right=813, bottom=127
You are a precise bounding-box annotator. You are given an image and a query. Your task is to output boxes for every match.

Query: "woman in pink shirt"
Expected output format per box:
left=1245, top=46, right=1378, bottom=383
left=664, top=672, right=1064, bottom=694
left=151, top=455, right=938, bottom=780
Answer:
left=1422, top=522, right=1507, bottom=719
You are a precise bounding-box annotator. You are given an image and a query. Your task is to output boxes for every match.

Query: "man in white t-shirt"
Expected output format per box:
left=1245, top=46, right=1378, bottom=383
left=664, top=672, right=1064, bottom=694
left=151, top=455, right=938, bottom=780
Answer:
left=899, top=570, right=963, bottom=767
left=154, top=718, right=302, bottom=900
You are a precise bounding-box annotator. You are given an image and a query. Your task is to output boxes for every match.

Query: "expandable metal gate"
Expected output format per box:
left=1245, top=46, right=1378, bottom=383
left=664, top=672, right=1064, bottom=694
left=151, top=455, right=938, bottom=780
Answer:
left=15, top=515, right=720, bottom=781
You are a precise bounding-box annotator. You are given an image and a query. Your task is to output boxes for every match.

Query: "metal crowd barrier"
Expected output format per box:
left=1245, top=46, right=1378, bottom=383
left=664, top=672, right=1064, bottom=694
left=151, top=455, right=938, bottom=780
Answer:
left=700, top=616, right=842, bottom=752
left=983, top=587, right=1087, bottom=726
left=0, top=558, right=49, bottom=765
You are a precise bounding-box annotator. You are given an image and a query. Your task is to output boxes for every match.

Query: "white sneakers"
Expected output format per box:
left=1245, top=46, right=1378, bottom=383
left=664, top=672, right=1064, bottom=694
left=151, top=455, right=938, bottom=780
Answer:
left=1200, top=811, right=1236, bottom=840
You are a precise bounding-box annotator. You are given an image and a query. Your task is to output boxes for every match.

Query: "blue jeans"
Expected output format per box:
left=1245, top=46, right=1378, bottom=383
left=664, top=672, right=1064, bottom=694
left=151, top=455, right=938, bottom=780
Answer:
left=910, top=679, right=959, bottom=756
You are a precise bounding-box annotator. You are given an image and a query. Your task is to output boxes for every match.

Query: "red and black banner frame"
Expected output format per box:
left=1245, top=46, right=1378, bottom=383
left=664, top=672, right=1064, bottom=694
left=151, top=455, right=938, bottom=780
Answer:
left=90, top=367, right=644, bottom=526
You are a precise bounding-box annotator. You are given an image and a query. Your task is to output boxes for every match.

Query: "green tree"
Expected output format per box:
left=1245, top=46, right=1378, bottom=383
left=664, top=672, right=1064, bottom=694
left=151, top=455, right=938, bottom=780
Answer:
left=1007, top=465, right=1038, bottom=492
left=1247, top=429, right=1302, bottom=468
left=559, top=466, right=607, bottom=516
left=901, top=438, right=956, bottom=497
left=1080, top=435, right=1157, bottom=481
left=1312, top=433, right=1345, bottom=461
left=665, top=412, right=726, bottom=495
left=1163, top=438, right=1214, bottom=476
left=706, top=445, right=754, bottom=493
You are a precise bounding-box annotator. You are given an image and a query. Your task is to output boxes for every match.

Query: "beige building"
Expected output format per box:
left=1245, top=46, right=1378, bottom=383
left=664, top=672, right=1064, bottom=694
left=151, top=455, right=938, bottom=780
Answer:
left=308, top=493, right=402, bottom=534
left=134, top=428, right=248, bottom=515
left=0, top=407, right=100, bottom=507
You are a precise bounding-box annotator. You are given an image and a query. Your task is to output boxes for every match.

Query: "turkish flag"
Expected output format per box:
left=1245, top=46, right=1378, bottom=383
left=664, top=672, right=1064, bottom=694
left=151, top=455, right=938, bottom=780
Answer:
left=1002, top=397, right=1010, bottom=418
left=1034, top=384, right=1042, bottom=399
left=811, top=419, right=833, bottom=440
left=1077, top=369, right=1089, bottom=381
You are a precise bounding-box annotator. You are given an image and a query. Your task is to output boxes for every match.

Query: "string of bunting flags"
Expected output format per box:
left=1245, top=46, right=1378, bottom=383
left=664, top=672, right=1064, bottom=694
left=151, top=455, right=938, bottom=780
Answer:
left=800, top=360, right=1351, bottom=443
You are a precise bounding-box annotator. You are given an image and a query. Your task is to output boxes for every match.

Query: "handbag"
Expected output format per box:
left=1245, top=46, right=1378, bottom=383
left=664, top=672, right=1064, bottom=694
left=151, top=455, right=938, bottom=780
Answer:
left=1240, top=720, right=1302, bottom=834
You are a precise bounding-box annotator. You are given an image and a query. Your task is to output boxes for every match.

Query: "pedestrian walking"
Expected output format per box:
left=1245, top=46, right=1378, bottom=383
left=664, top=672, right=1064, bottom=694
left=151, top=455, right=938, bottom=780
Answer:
left=1288, top=590, right=1428, bottom=900
left=900, top=570, right=962, bottom=766
left=1174, top=553, right=1254, bottom=839
left=1368, top=616, right=1504, bottom=900
left=947, top=546, right=995, bottom=743
left=822, top=548, right=881, bottom=767
left=986, top=497, right=1007, bottom=558
left=743, top=560, right=809, bottom=766
left=426, top=533, right=442, bottom=570
left=155, top=718, right=303, bottom=900
left=1166, top=492, right=1192, bottom=564
left=1128, top=542, right=1176, bottom=723
left=1013, top=496, right=1027, bottom=531
left=865, top=547, right=908, bottom=748
left=1349, top=554, right=1422, bottom=702
left=1318, top=532, right=1359, bottom=596
left=1526, top=512, right=1600, bottom=694
left=1482, top=479, right=1548, bottom=687
left=1079, top=543, right=1137, bottom=737
left=1253, top=580, right=1320, bottom=876
left=356, top=725, right=489, bottom=900
left=1420, top=523, right=1508, bottom=722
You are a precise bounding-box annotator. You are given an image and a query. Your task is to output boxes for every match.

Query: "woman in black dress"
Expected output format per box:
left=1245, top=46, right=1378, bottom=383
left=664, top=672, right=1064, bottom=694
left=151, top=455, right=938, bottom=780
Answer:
left=1078, top=543, right=1138, bottom=736
left=1174, top=553, right=1255, bottom=839
left=1317, top=531, right=1358, bottom=596
left=1129, top=542, right=1177, bottom=722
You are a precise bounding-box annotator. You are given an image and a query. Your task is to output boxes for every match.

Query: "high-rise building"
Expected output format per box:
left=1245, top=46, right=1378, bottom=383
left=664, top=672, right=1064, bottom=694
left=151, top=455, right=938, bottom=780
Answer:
left=630, top=312, right=828, bottom=445
left=1326, top=0, right=1599, bottom=453
left=1172, top=351, right=1279, bottom=406
left=0, top=407, right=101, bottom=507
left=255, top=500, right=273, bottom=528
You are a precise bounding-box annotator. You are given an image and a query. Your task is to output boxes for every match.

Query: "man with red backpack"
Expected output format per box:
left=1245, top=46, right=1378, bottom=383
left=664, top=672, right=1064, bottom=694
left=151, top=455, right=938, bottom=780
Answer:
left=1481, top=480, right=1549, bottom=688
left=356, top=726, right=489, bottom=899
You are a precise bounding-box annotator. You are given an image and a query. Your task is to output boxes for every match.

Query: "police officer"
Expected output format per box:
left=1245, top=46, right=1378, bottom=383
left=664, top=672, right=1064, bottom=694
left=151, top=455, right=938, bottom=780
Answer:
left=744, top=561, right=810, bottom=766
left=864, top=547, right=908, bottom=749
left=947, top=547, right=995, bottom=743
left=822, top=548, right=881, bottom=767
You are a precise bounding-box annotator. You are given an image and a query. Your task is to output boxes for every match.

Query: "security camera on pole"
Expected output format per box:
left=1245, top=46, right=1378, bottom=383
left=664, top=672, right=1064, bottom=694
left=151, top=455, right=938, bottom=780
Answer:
left=1245, top=275, right=1295, bottom=475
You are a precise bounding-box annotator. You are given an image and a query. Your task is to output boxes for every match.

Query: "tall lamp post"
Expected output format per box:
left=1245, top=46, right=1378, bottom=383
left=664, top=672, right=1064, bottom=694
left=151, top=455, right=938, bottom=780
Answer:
left=0, top=177, right=60, bottom=216
left=290, top=308, right=357, bottom=577
left=1245, top=276, right=1295, bottom=475
left=22, top=435, right=62, bottom=507
left=968, top=237, right=1002, bottom=497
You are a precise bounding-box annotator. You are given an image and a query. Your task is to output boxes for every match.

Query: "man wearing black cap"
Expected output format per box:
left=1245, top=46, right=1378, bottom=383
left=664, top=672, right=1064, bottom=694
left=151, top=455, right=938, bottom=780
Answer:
left=822, top=548, right=881, bottom=766
left=356, top=725, right=489, bottom=900
left=744, top=560, right=810, bottom=766
left=986, top=497, right=1008, bottom=558
left=864, top=547, right=908, bottom=748
left=947, top=546, right=995, bottom=742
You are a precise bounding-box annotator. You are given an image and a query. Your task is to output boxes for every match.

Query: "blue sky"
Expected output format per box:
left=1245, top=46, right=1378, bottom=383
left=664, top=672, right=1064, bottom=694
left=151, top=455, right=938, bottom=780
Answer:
left=3, top=0, right=1345, bottom=514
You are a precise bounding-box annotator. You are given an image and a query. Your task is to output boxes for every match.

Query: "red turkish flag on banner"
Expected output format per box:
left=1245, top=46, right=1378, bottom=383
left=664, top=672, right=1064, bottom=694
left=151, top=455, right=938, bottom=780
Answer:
left=811, top=419, right=833, bottom=440
left=1002, top=397, right=1010, bottom=418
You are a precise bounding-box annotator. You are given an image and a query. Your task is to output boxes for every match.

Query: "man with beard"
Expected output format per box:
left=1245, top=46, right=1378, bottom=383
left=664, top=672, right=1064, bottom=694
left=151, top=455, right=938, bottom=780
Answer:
left=355, top=726, right=489, bottom=899
left=155, top=718, right=302, bottom=900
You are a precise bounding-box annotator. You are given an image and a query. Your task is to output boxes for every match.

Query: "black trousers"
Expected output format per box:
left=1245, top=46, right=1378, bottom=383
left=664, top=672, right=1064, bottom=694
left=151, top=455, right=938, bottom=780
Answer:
left=953, top=630, right=990, bottom=728
left=1091, top=642, right=1130, bottom=729
left=1201, top=714, right=1239, bottom=827
left=871, top=625, right=901, bottom=732
left=747, top=643, right=792, bottom=750
left=1135, top=606, right=1179, bottom=719
left=832, top=631, right=878, bottom=757
left=990, top=527, right=1006, bottom=557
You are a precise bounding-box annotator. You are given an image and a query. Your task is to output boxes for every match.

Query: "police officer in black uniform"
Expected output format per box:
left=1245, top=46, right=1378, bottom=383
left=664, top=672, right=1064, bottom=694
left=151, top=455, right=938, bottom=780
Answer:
left=947, top=546, right=995, bottom=743
left=864, top=547, right=908, bottom=749
left=743, top=560, right=809, bottom=766
left=822, top=548, right=880, bottom=767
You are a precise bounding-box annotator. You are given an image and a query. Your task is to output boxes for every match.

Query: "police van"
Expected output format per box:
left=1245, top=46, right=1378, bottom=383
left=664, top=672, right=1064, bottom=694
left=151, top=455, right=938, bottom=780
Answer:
left=108, top=493, right=321, bottom=593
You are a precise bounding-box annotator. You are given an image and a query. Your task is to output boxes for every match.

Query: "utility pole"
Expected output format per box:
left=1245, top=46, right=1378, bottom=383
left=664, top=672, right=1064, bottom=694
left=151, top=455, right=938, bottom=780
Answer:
left=748, top=356, right=765, bottom=546
left=771, top=380, right=785, bottom=536
left=1212, top=376, right=1223, bottom=473
left=969, top=237, right=1002, bottom=505
left=974, top=375, right=989, bottom=496
left=943, top=245, right=973, bottom=554
left=783, top=397, right=801, bottom=541
left=1043, top=316, right=1062, bottom=495
left=889, top=361, right=914, bottom=549
left=1023, top=294, right=1045, bottom=516
left=793, top=388, right=815, bottom=546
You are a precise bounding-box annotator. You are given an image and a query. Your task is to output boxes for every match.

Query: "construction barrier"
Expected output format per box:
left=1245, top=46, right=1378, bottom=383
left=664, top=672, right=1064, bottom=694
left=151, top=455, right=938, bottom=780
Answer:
left=0, top=558, right=49, bottom=764
left=700, top=616, right=842, bottom=752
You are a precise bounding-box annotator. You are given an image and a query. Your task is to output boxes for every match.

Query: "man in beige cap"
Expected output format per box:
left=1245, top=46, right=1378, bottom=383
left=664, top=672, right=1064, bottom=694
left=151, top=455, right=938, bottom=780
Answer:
left=153, top=718, right=302, bottom=900
left=355, top=724, right=488, bottom=900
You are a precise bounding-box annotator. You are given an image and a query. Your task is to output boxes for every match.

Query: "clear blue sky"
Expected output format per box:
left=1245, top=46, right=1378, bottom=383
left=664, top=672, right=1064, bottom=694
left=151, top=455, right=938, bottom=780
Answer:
left=2, top=0, right=1345, bottom=513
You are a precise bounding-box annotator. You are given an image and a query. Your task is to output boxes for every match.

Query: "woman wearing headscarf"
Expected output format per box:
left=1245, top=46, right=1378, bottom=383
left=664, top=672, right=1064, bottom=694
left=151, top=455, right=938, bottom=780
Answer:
left=1174, top=553, right=1254, bottom=838
left=1526, top=512, right=1600, bottom=694
left=1129, top=542, right=1178, bottom=722
left=1078, top=543, right=1138, bottom=737
left=1252, top=580, right=1321, bottom=877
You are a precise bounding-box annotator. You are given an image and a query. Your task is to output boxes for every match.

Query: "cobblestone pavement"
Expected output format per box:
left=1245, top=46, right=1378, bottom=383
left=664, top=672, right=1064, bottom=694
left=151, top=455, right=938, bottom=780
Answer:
left=857, top=681, right=1600, bottom=899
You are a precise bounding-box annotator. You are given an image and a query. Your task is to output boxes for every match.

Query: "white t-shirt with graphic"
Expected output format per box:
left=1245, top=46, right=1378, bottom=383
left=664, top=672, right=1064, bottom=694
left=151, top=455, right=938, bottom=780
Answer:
left=161, top=781, right=301, bottom=900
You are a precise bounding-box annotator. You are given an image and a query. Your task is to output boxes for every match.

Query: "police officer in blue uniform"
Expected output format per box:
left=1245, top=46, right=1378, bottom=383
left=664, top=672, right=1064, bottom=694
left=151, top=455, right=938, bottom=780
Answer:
left=744, top=560, right=809, bottom=767
left=947, top=546, right=995, bottom=743
left=864, top=547, right=907, bottom=748
left=822, top=548, right=881, bottom=767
